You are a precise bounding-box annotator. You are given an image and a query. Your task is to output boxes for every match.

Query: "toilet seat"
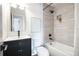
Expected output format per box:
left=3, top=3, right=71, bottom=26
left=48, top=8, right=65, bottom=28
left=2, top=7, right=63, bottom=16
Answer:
left=37, top=46, right=49, bottom=56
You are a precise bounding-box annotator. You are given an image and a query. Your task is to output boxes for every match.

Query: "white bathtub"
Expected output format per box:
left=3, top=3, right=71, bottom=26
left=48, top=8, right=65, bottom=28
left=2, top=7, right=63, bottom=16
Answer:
left=45, top=42, right=74, bottom=56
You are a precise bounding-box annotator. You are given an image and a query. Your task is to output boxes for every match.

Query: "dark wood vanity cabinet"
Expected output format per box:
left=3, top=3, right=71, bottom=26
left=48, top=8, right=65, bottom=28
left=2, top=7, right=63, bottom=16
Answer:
left=3, top=38, right=31, bottom=56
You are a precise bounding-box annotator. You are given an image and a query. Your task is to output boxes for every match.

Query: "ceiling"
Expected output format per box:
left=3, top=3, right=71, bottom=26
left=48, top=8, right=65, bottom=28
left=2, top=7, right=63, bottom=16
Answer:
left=51, top=3, right=73, bottom=8
left=44, top=3, right=68, bottom=9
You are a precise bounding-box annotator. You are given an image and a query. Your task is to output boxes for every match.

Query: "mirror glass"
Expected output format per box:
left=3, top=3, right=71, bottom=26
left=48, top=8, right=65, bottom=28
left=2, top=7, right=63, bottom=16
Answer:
left=12, top=16, right=22, bottom=31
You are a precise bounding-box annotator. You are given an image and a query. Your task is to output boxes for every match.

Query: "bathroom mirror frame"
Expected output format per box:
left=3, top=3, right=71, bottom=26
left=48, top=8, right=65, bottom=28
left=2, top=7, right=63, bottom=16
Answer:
left=10, top=6, right=26, bottom=32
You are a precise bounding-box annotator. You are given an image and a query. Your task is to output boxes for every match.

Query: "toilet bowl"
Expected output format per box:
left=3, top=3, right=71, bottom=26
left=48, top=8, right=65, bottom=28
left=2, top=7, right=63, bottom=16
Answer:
left=37, top=46, right=49, bottom=56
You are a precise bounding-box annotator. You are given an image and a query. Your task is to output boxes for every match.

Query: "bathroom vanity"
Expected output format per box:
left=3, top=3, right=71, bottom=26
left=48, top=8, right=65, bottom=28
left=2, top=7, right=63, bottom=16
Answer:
left=3, top=38, right=31, bottom=56
left=1, top=35, right=32, bottom=56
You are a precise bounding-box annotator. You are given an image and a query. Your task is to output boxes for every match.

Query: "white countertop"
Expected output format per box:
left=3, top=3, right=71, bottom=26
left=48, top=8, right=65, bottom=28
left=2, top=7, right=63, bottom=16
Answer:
left=3, top=35, right=31, bottom=42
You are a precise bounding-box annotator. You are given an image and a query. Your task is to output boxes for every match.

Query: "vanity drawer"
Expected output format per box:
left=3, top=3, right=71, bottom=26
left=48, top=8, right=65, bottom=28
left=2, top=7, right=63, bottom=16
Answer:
left=18, top=39, right=31, bottom=46
left=3, top=40, right=18, bottom=47
left=17, top=49, right=31, bottom=56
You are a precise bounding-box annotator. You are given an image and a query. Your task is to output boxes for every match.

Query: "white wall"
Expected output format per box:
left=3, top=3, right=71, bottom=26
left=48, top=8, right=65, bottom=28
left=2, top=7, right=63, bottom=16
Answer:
left=43, top=4, right=54, bottom=43
left=0, top=5, right=2, bottom=56
left=0, top=5, right=2, bottom=38
left=2, top=2, right=10, bottom=40
left=53, top=3, right=74, bottom=47
left=26, top=3, right=43, bottom=48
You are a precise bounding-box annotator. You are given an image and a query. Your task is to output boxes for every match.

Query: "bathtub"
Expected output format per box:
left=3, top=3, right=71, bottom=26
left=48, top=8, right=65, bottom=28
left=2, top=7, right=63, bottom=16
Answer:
left=45, top=42, right=74, bottom=56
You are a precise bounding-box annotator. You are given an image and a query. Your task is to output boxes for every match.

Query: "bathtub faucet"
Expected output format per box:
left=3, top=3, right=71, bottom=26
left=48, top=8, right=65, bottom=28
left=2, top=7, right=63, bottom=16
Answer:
left=49, top=38, right=54, bottom=42
left=49, top=34, right=54, bottom=42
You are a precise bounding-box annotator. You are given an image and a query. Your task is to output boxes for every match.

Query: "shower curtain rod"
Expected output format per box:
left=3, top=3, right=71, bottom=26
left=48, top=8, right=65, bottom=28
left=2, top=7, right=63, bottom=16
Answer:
left=43, top=3, right=53, bottom=11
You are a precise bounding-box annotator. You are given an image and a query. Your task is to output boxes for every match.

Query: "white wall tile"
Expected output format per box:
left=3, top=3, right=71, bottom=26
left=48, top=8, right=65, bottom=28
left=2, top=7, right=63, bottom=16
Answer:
left=54, top=3, right=74, bottom=47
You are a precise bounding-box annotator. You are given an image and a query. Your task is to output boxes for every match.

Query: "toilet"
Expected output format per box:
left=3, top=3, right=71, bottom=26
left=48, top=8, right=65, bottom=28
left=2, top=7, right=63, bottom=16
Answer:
left=37, top=46, right=49, bottom=56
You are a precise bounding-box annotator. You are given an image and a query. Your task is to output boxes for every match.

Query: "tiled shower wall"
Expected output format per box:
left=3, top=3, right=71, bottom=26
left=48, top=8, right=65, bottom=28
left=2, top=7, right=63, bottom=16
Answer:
left=43, top=3, right=74, bottom=47
left=54, top=3, right=74, bottom=47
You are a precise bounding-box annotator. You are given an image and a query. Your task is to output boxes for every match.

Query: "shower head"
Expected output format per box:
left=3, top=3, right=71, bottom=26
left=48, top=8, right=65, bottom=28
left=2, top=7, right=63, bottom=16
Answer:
left=49, top=10, right=54, bottom=14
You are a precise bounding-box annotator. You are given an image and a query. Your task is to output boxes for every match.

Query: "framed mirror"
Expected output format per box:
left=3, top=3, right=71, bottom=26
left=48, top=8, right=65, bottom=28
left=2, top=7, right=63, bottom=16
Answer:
left=11, top=6, right=26, bottom=32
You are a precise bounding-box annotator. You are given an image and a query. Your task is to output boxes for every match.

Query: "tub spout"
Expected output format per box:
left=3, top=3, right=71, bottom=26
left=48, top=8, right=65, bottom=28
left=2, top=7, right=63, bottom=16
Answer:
left=49, top=38, right=54, bottom=42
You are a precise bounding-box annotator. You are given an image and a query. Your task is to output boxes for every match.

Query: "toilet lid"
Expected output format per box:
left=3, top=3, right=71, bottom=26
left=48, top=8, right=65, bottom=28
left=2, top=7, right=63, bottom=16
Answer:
left=37, top=47, right=49, bottom=56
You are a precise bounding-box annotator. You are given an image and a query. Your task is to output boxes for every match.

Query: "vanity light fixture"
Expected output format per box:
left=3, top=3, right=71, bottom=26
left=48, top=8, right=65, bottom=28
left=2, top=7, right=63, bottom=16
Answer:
left=19, top=3, right=26, bottom=10
left=10, top=3, right=25, bottom=10
left=10, top=3, right=17, bottom=8
left=19, top=6, right=25, bottom=10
